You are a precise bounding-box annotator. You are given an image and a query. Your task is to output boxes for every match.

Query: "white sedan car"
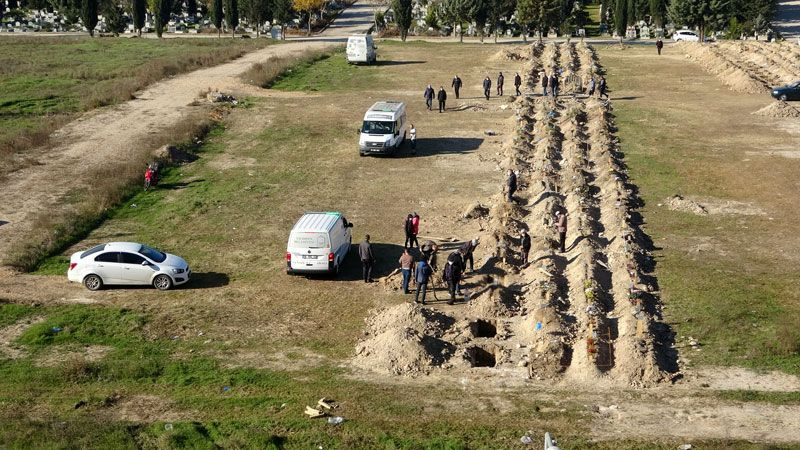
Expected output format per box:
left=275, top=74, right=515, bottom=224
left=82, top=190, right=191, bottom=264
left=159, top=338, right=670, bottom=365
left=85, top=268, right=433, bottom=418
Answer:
left=68, top=242, right=190, bottom=291
left=673, top=29, right=700, bottom=42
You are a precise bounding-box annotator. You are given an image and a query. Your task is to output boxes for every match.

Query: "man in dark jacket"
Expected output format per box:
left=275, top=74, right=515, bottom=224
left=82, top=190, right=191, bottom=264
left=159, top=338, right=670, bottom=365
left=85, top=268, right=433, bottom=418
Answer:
left=521, top=230, right=531, bottom=266
left=514, top=72, right=522, bottom=96
left=444, top=250, right=464, bottom=305
left=599, top=77, right=609, bottom=99
left=497, top=72, right=504, bottom=96
left=437, top=86, right=447, bottom=113
left=550, top=73, right=559, bottom=97
left=506, top=169, right=517, bottom=203
left=483, top=76, right=491, bottom=100
left=420, top=240, right=439, bottom=272
left=555, top=211, right=567, bottom=253
left=359, top=235, right=375, bottom=283
left=414, top=257, right=433, bottom=304
left=451, top=75, right=463, bottom=99
left=656, top=38, right=664, bottom=55
left=460, top=238, right=479, bottom=273
left=404, top=214, right=415, bottom=248
left=424, top=84, right=435, bottom=110
left=541, top=71, right=548, bottom=96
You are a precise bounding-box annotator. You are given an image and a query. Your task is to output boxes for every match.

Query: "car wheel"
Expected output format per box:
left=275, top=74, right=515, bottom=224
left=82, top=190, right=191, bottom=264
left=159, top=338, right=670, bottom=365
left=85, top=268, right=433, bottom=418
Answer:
left=83, top=274, right=103, bottom=291
left=153, top=274, right=173, bottom=291
left=780, top=94, right=788, bottom=101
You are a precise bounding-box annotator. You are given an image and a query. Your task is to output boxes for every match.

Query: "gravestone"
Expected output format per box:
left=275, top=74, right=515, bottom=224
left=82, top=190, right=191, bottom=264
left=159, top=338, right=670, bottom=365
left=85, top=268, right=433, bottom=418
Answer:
left=625, top=26, right=636, bottom=39
left=640, top=25, right=650, bottom=39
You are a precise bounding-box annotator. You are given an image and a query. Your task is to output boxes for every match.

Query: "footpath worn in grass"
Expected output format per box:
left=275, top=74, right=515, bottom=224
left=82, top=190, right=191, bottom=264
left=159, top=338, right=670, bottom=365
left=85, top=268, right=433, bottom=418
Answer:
left=0, top=36, right=271, bottom=169
left=599, top=46, right=800, bottom=375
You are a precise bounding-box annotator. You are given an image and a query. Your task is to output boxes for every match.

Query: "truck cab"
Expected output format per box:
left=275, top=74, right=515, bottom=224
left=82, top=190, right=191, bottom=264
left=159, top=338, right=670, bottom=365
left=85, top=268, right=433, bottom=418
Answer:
left=358, top=101, right=407, bottom=156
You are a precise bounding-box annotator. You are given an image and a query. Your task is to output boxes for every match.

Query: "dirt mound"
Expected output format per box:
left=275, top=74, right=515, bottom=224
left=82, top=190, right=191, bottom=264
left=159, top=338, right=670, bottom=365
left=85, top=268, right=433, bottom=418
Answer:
left=753, top=101, right=800, bottom=118
left=666, top=195, right=708, bottom=215
left=665, top=195, right=765, bottom=216
left=462, top=202, right=490, bottom=219
left=153, top=145, right=198, bottom=165
left=353, top=303, right=455, bottom=375
left=491, top=47, right=529, bottom=62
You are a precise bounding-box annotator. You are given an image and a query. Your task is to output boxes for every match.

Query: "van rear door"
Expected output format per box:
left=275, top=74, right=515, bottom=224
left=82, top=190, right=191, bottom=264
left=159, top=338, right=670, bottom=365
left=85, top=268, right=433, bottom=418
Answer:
left=288, top=231, right=331, bottom=271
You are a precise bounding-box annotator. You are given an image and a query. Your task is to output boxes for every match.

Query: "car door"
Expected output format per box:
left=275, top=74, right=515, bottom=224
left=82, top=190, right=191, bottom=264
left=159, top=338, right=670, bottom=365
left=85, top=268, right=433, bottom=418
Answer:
left=93, top=252, right=122, bottom=283
left=119, top=252, right=155, bottom=285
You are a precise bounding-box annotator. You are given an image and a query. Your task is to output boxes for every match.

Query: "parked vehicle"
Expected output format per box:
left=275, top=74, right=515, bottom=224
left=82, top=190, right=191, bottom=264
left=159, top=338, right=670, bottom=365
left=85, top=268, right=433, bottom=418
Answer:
left=346, top=35, right=376, bottom=64
left=358, top=101, right=407, bottom=156
left=68, top=242, right=190, bottom=291
left=771, top=81, right=800, bottom=101
left=286, top=212, right=353, bottom=276
left=672, top=29, right=699, bottom=42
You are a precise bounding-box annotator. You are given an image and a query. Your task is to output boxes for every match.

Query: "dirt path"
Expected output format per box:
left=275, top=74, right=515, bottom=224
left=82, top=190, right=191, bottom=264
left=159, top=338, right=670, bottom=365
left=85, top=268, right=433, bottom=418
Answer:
left=0, top=1, right=378, bottom=263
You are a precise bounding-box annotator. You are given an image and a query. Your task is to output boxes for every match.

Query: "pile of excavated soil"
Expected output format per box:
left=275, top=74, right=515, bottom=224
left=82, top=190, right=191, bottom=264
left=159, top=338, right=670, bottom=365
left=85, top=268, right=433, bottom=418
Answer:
left=353, top=303, right=455, bottom=375
left=665, top=195, right=766, bottom=216
left=753, top=101, right=800, bottom=118
left=491, top=47, right=529, bottom=62
left=665, top=195, right=708, bottom=215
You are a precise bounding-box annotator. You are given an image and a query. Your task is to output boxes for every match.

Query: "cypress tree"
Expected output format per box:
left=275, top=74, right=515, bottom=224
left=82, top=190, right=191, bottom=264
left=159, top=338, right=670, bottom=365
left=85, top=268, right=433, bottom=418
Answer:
left=272, top=0, right=293, bottom=39
left=187, top=0, right=196, bottom=18
left=212, top=0, right=224, bottom=36
left=614, top=0, right=626, bottom=36
left=392, top=0, right=412, bottom=41
left=154, top=0, right=171, bottom=37
left=224, top=0, right=238, bottom=36
left=81, top=0, right=98, bottom=36
left=132, top=0, right=145, bottom=35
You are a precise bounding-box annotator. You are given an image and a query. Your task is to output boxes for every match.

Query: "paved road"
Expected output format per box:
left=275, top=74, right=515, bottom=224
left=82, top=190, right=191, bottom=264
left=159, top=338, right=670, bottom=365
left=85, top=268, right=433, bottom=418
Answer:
left=774, top=0, right=800, bottom=38
left=0, top=1, right=379, bottom=262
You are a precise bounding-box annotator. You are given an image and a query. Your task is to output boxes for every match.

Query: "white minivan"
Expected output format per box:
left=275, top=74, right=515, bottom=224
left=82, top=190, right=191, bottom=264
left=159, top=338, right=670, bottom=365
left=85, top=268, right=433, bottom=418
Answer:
left=286, top=212, right=353, bottom=276
left=346, top=34, right=376, bottom=64
left=358, top=101, right=407, bottom=156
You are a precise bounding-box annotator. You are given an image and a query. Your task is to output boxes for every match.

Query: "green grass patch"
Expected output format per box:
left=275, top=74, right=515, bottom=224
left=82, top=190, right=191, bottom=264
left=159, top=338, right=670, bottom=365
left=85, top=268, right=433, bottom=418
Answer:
left=270, top=51, right=376, bottom=92
left=0, top=303, right=38, bottom=327
left=715, top=390, right=800, bottom=405
left=16, top=306, right=148, bottom=348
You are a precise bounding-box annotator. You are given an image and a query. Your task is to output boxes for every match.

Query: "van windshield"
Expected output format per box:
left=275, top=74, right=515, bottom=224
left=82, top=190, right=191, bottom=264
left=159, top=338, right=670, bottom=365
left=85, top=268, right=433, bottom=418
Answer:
left=291, top=232, right=329, bottom=249
left=362, top=120, right=394, bottom=135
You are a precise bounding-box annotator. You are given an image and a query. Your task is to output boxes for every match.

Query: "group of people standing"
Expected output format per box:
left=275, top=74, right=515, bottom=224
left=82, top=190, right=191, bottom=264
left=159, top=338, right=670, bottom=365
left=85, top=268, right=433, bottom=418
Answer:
left=539, top=70, right=609, bottom=99
left=425, top=72, right=524, bottom=112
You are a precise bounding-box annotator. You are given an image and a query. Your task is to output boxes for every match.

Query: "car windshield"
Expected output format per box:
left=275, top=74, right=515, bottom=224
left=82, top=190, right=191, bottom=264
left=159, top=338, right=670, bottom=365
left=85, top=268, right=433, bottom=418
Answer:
left=791, top=82, right=800, bottom=88
left=291, top=232, right=329, bottom=249
left=362, top=120, right=394, bottom=134
left=81, top=244, right=106, bottom=259
left=139, top=244, right=167, bottom=263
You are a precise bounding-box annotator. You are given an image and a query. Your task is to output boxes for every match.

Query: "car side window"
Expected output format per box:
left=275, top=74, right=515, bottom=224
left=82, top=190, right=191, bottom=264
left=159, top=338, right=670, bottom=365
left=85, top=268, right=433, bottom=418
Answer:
left=120, top=252, right=146, bottom=265
left=95, top=252, right=120, bottom=263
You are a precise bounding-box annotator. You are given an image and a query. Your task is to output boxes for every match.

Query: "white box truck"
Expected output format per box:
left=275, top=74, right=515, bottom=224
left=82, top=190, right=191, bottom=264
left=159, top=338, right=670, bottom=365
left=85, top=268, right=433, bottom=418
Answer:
left=358, top=101, right=407, bottom=156
left=346, top=34, right=377, bottom=64
left=286, top=212, right=353, bottom=276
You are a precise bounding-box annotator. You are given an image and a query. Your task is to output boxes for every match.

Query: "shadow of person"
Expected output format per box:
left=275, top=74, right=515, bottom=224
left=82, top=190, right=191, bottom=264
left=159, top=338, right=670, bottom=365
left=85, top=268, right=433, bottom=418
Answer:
left=326, top=242, right=409, bottom=282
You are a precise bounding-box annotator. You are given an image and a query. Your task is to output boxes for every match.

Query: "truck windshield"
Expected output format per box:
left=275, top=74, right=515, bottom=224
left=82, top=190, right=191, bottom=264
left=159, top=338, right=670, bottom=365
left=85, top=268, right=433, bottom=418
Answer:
left=291, top=232, right=329, bottom=249
left=362, top=120, right=394, bottom=134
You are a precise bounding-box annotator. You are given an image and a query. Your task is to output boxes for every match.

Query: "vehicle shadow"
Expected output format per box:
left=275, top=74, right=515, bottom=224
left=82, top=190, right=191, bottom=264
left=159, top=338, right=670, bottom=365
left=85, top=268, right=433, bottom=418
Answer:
left=327, top=242, right=408, bottom=282
left=398, top=137, right=483, bottom=158
left=186, top=272, right=230, bottom=289
left=373, top=60, right=426, bottom=66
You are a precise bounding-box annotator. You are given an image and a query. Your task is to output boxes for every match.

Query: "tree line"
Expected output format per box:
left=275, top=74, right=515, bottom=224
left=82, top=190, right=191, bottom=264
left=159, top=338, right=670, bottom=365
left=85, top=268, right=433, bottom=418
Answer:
left=390, top=0, right=777, bottom=42
left=2, top=0, right=328, bottom=38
